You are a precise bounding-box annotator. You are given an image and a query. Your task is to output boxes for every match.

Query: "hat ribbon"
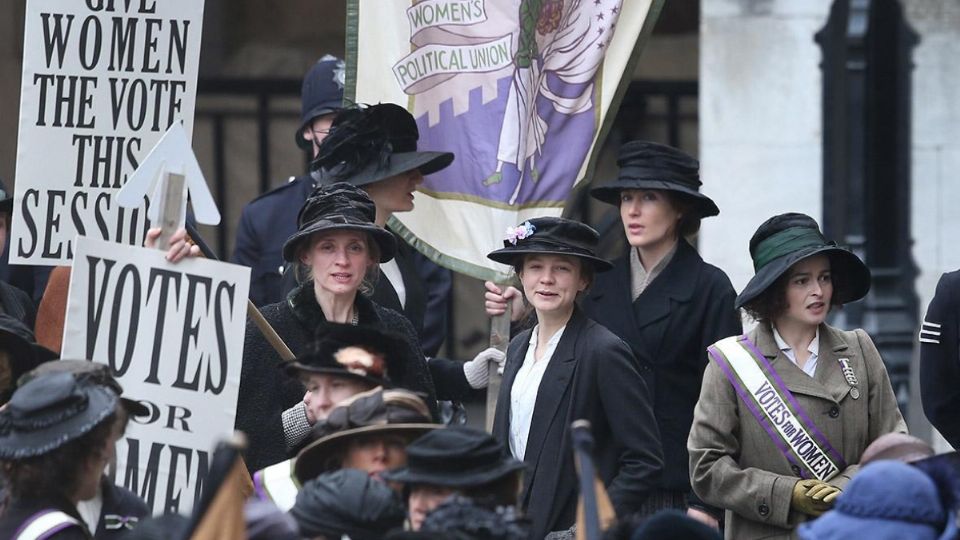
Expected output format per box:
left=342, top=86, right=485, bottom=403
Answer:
left=753, top=227, right=830, bottom=271
left=617, top=165, right=701, bottom=190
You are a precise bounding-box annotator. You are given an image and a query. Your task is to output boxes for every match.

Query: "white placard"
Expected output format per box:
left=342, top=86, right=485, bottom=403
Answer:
left=11, top=0, right=204, bottom=265
left=62, top=237, right=249, bottom=515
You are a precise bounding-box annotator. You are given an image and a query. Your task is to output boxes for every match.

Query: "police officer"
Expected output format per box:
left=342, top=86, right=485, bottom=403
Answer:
left=920, top=270, right=960, bottom=448
left=233, top=55, right=345, bottom=307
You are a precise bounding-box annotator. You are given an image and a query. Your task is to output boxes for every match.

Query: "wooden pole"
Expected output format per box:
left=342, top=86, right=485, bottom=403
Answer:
left=485, top=284, right=512, bottom=432
left=155, top=172, right=186, bottom=250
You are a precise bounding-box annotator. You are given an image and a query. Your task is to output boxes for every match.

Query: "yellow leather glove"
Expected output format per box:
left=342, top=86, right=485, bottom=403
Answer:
left=791, top=479, right=842, bottom=516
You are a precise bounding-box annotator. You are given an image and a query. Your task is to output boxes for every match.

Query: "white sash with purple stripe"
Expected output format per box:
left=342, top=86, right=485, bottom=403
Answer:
left=14, top=510, right=81, bottom=540
left=708, top=335, right=847, bottom=482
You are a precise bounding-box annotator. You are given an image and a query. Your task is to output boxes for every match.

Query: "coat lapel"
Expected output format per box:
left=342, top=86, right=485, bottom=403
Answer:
left=630, top=241, right=700, bottom=355
left=752, top=324, right=837, bottom=402
left=585, top=252, right=638, bottom=335
left=519, top=310, right=584, bottom=499
left=815, top=325, right=857, bottom=402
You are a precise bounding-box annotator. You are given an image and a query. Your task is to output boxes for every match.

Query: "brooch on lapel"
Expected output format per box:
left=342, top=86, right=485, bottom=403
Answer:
left=838, top=358, right=860, bottom=399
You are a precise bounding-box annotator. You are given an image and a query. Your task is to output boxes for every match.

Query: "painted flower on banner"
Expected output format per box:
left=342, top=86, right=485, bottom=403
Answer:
left=505, top=221, right=536, bottom=245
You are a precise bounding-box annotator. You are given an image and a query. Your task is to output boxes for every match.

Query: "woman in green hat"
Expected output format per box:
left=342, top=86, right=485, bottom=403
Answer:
left=687, top=212, right=906, bottom=540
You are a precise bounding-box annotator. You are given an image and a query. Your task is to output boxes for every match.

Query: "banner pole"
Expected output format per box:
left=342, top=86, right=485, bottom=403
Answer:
left=485, top=284, right=512, bottom=433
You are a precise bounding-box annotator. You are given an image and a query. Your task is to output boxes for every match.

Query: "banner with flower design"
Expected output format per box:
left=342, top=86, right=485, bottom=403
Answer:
left=347, top=0, right=663, bottom=280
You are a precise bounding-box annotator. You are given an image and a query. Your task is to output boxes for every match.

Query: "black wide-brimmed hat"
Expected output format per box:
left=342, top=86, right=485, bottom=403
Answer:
left=290, top=468, right=406, bottom=540
left=735, top=213, right=871, bottom=310
left=0, top=371, right=117, bottom=460
left=312, top=103, right=454, bottom=187
left=487, top=217, right=613, bottom=272
left=282, top=182, right=397, bottom=263
left=294, top=387, right=440, bottom=483
left=283, top=323, right=408, bottom=387
left=0, top=314, right=59, bottom=403
left=295, top=55, right=345, bottom=150
left=381, top=426, right=525, bottom=488
left=23, top=359, right=150, bottom=418
left=590, top=141, right=720, bottom=218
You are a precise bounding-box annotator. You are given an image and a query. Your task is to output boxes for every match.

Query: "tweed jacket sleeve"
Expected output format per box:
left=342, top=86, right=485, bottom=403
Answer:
left=597, top=333, right=664, bottom=514
left=824, top=328, right=908, bottom=488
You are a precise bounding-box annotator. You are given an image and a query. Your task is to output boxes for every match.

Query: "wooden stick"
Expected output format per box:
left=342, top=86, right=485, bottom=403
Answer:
left=485, top=284, right=512, bottom=433
left=156, top=172, right=186, bottom=250
left=247, top=301, right=295, bottom=361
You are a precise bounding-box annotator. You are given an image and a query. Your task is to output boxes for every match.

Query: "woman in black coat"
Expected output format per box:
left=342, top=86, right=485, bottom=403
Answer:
left=488, top=217, right=663, bottom=540
left=235, top=183, right=438, bottom=473
left=487, top=142, right=740, bottom=525
left=305, top=102, right=455, bottom=358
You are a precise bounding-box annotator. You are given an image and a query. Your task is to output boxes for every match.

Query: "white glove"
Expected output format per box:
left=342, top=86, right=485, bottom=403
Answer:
left=462, top=347, right=507, bottom=389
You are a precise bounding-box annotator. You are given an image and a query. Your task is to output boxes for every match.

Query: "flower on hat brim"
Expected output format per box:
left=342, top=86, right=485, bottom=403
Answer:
left=504, top=222, right=536, bottom=245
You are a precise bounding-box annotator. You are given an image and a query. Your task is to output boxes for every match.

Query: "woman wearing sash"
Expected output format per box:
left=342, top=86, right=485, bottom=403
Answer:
left=687, top=213, right=906, bottom=539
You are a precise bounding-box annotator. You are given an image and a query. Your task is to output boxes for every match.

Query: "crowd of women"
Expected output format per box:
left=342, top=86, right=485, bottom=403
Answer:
left=0, top=63, right=957, bottom=539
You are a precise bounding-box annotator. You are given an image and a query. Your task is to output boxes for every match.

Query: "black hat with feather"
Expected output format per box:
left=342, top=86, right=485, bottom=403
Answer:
left=312, top=103, right=454, bottom=187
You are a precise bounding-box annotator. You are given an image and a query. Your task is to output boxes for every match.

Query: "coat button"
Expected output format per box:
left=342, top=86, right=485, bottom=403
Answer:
left=791, top=464, right=802, bottom=476
left=758, top=503, right=770, bottom=517
left=829, top=406, right=840, bottom=418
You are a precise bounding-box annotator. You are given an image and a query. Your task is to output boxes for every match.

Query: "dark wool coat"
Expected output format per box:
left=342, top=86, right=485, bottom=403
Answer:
left=368, top=230, right=452, bottom=358
left=0, top=495, right=91, bottom=539
left=492, top=308, right=663, bottom=540
left=920, top=270, right=960, bottom=448
left=235, top=282, right=438, bottom=472
left=580, top=239, right=741, bottom=494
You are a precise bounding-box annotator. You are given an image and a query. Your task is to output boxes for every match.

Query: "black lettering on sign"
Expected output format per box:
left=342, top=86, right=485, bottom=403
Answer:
left=123, top=437, right=163, bottom=510
left=173, top=274, right=212, bottom=391
left=39, top=13, right=74, bottom=69
left=108, top=263, right=141, bottom=375
left=145, top=268, right=181, bottom=385
left=82, top=258, right=238, bottom=392
left=122, top=437, right=209, bottom=514
left=16, top=190, right=40, bottom=258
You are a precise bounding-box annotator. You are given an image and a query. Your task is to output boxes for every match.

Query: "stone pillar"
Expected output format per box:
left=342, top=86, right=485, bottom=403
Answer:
left=905, top=0, right=960, bottom=449
left=698, top=0, right=833, bottom=295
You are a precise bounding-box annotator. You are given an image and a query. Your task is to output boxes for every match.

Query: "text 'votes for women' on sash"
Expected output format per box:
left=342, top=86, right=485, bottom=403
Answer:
left=708, top=336, right=847, bottom=482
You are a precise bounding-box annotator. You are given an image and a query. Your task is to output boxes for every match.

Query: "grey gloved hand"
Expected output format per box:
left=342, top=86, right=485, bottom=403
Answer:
left=462, top=347, right=507, bottom=389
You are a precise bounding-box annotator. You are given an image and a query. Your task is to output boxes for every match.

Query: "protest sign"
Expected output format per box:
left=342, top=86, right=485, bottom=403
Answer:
left=348, top=0, right=662, bottom=281
left=62, top=236, right=249, bottom=515
left=11, top=0, right=204, bottom=265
